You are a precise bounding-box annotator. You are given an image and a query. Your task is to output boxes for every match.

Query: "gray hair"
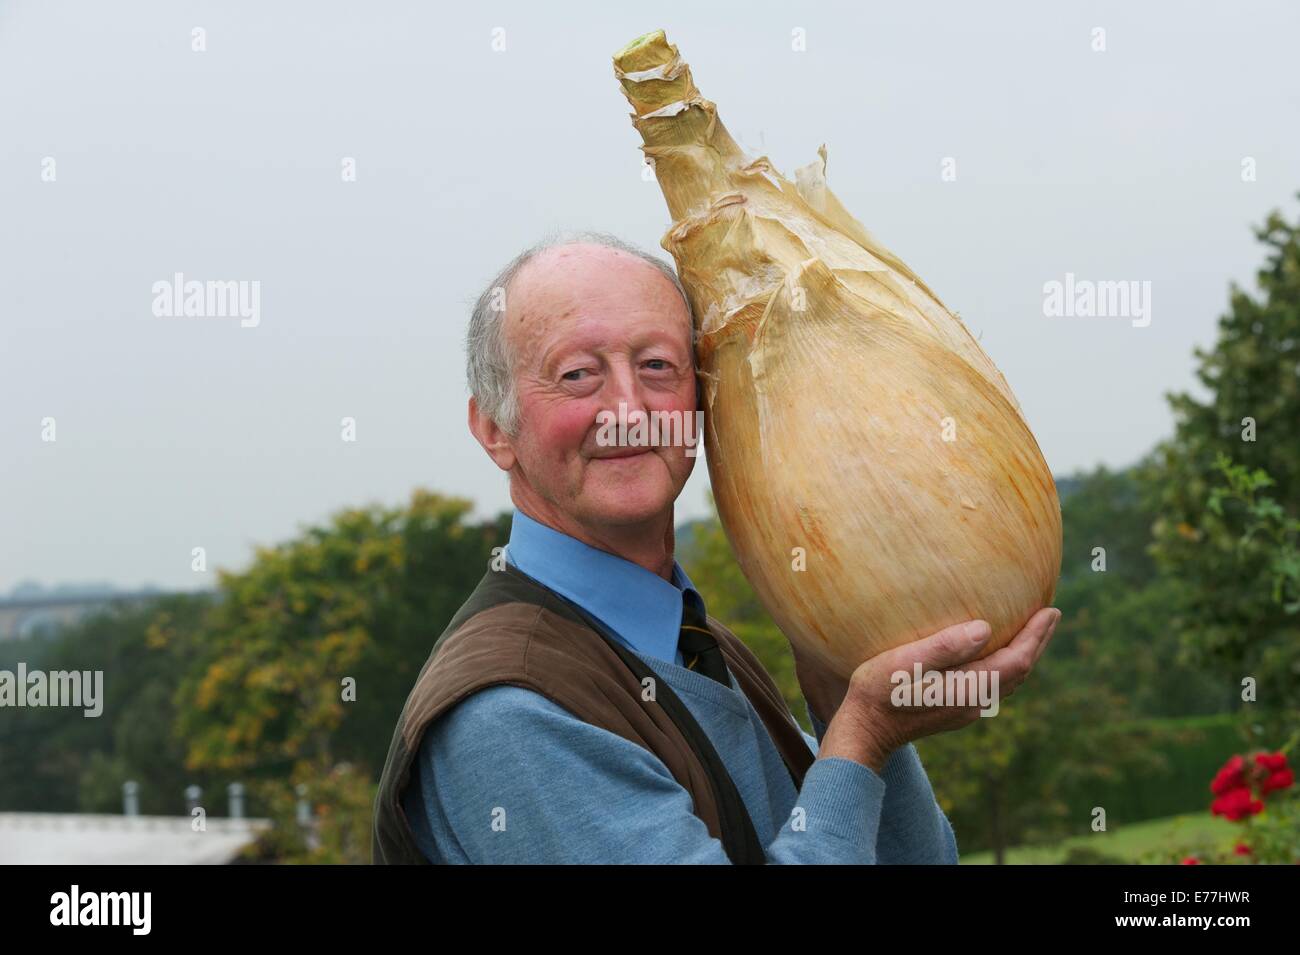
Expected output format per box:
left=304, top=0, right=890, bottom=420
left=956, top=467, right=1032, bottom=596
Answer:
left=465, top=230, right=694, bottom=437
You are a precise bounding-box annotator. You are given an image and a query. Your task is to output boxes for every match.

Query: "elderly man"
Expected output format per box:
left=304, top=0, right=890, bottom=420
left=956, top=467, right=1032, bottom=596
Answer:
left=372, top=232, right=1060, bottom=864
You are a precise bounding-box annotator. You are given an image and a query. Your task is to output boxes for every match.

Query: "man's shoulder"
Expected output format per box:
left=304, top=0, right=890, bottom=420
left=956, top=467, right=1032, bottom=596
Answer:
left=427, top=595, right=616, bottom=687
left=419, top=683, right=578, bottom=760
left=401, top=574, right=648, bottom=754
left=430, top=566, right=598, bottom=660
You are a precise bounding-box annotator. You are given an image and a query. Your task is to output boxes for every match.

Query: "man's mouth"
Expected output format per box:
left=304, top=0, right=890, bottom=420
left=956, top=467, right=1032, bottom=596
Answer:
left=592, top=447, right=654, bottom=460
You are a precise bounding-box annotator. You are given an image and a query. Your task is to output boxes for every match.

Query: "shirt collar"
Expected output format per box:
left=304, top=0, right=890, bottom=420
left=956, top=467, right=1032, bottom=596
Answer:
left=503, top=507, right=702, bottom=666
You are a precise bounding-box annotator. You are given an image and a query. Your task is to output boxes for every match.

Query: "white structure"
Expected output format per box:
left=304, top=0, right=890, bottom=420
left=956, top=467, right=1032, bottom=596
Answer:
left=0, top=813, right=270, bottom=864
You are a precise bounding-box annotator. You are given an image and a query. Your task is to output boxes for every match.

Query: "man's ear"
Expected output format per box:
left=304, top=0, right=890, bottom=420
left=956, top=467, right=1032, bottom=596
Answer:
left=468, top=396, right=518, bottom=472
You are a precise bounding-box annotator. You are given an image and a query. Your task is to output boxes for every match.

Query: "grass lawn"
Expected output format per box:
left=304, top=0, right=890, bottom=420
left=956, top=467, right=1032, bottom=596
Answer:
left=960, top=812, right=1238, bottom=864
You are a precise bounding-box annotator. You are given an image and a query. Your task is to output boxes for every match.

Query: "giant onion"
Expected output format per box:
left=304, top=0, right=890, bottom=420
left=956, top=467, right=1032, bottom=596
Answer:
left=613, top=31, right=1062, bottom=677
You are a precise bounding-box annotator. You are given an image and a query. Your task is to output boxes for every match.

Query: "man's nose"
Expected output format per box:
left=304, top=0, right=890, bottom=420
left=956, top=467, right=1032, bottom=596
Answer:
left=603, top=362, right=650, bottom=417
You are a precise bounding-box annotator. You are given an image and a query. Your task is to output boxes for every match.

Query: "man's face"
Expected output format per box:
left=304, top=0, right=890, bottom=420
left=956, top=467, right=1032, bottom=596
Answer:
left=492, top=243, right=698, bottom=535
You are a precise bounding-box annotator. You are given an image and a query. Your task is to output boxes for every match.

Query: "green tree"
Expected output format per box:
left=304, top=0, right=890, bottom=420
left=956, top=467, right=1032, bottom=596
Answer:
left=1051, top=465, right=1233, bottom=718
left=914, top=663, right=1169, bottom=863
left=171, top=490, right=508, bottom=861
left=0, top=593, right=216, bottom=814
left=174, top=490, right=508, bottom=778
left=1145, top=201, right=1300, bottom=726
left=1208, top=455, right=1300, bottom=615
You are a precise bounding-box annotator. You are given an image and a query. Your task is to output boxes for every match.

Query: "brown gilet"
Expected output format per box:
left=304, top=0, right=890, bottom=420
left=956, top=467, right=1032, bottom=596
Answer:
left=372, top=562, right=814, bottom=864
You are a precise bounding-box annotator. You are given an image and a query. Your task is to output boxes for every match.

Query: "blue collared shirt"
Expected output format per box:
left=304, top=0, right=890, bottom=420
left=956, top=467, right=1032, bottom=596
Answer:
left=503, top=507, right=704, bottom=669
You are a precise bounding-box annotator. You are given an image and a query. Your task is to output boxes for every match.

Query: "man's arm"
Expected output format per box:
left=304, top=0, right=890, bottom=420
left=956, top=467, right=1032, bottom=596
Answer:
left=802, top=703, right=958, bottom=864
left=408, top=685, right=891, bottom=864
left=790, top=608, right=1061, bottom=866
left=873, top=744, right=959, bottom=863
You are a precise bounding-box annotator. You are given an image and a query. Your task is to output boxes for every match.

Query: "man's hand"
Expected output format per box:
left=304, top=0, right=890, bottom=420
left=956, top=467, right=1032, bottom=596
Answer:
left=809, top=607, right=1061, bottom=773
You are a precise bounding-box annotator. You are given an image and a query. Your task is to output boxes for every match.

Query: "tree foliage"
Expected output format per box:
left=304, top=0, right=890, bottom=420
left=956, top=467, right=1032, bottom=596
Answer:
left=1144, top=202, right=1300, bottom=724
left=174, top=490, right=508, bottom=779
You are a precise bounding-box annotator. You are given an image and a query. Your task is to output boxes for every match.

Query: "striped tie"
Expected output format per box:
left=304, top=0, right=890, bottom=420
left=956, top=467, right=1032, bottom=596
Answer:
left=678, top=593, right=729, bottom=686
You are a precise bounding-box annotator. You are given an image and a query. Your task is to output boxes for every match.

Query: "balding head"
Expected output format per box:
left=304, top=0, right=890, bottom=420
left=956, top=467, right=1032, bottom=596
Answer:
left=466, top=232, right=693, bottom=436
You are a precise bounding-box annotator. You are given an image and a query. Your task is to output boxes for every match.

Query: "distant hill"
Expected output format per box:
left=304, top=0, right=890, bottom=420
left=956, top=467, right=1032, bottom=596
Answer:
left=4, top=580, right=164, bottom=601
left=1054, top=475, right=1083, bottom=501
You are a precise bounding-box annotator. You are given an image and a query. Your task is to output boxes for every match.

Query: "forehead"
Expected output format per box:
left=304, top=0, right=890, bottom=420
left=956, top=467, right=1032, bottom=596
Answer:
left=505, top=244, right=691, bottom=361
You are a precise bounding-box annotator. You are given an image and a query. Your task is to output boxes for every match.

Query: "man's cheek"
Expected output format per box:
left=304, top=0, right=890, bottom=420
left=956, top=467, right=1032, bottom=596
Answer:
left=546, top=407, right=598, bottom=454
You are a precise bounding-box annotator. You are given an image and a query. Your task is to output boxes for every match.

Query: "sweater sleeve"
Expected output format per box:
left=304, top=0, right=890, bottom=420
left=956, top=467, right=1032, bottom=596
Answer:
left=800, top=702, right=957, bottom=863
left=875, top=743, right=960, bottom=864
left=406, top=684, right=890, bottom=864
left=805, top=700, right=827, bottom=751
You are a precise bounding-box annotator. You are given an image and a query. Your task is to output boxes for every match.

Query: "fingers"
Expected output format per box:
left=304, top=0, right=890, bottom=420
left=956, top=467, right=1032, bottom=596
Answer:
left=1032, top=608, right=1062, bottom=665
left=898, top=618, right=993, bottom=673
left=887, top=608, right=1061, bottom=708
left=1014, top=607, right=1060, bottom=655
left=849, top=608, right=1063, bottom=742
left=966, top=607, right=1061, bottom=694
left=876, top=620, right=993, bottom=718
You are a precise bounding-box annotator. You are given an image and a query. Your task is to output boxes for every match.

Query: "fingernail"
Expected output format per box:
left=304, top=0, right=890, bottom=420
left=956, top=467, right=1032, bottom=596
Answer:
left=966, top=621, right=992, bottom=643
left=1047, top=610, right=1061, bottom=637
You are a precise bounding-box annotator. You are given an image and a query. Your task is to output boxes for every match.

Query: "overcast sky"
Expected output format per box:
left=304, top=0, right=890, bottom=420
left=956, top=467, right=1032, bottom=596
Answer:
left=3, top=0, right=1298, bottom=593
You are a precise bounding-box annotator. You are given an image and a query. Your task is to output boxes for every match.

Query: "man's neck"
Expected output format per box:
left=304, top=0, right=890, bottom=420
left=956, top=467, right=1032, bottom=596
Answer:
left=513, top=498, right=677, bottom=581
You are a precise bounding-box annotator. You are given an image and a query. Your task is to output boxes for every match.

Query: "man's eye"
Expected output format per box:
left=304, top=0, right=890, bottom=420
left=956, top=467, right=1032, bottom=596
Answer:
left=562, top=369, right=588, bottom=381
left=645, top=359, right=670, bottom=371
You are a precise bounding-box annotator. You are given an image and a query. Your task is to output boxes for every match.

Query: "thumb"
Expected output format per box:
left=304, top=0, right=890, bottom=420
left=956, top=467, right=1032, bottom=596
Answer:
left=888, top=619, right=992, bottom=673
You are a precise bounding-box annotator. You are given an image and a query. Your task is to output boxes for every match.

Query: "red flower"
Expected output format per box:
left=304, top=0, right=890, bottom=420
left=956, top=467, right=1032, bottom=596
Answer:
left=1211, top=786, right=1264, bottom=821
left=1181, top=856, right=1200, bottom=865
left=1211, top=754, right=1247, bottom=795
left=1234, top=843, right=1251, bottom=856
left=1261, top=768, right=1295, bottom=795
left=1254, top=752, right=1288, bottom=773
left=1258, top=753, right=1289, bottom=779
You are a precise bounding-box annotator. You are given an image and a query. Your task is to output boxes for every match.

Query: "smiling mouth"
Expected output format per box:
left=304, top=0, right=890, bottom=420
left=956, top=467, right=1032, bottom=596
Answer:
left=593, top=447, right=654, bottom=460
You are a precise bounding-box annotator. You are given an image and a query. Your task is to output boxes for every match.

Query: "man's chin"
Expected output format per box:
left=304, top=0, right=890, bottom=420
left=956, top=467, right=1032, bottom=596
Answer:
left=581, top=483, right=678, bottom=527
left=577, top=454, right=689, bottom=524
left=587, top=502, right=673, bottom=528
